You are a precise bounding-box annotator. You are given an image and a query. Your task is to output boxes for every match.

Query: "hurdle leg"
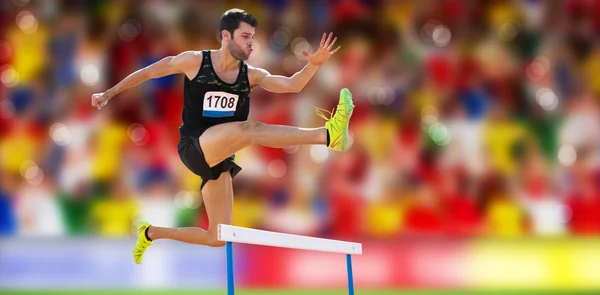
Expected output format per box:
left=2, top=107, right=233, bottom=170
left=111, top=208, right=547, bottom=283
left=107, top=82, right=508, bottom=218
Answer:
left=227, top=242, right=235, bottom=295
left=346, top=254, right=354, bottom=295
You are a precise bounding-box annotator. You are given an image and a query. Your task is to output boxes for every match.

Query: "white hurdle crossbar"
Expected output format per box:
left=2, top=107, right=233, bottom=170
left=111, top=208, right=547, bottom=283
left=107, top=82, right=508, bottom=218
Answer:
left=218, top=224, right=362, bottom=295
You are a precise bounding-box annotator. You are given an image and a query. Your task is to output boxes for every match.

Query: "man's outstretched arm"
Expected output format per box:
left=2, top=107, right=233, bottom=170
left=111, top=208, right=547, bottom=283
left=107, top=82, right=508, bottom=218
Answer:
left=251, top=32, right=341, bottom=94
left=91, top=51, right=201, bottom=109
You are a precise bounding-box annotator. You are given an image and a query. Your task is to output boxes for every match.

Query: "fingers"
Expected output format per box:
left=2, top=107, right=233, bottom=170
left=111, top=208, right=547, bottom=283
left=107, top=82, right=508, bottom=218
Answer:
left=324, top=32, right=333, bottom=48
left=96, top=100, right=107, bottom=110
left=91, top=93, right=107, bottom=110
left=318, top=32, right=339, bottom=52
left=330, top=45, right=341, bottom=55
left=327, top=37, right=337, bottom=50
left=91, top=95, right=99, bottom=108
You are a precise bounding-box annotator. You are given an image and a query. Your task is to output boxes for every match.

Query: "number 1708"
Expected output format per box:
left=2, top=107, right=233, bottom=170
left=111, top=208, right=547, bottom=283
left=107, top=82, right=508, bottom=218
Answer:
left=207, top=95, right=236, bottom=108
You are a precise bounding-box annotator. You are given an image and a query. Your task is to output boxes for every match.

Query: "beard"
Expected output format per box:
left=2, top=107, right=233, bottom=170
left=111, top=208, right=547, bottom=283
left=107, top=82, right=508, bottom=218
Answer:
left=228, top=41, right=250, bottom=61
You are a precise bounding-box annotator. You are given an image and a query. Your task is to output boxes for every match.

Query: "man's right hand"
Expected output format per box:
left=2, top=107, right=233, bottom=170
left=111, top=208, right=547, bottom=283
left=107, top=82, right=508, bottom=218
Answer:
left=91, top=92, right=110, bottom=110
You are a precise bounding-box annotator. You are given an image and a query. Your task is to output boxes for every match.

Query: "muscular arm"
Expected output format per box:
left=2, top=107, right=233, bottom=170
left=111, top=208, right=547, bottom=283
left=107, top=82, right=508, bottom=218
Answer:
left=105, top=57, right=176, bottom=98
left=249, top=32, right=340, bottom=94
left=250, top=63, right=320, bottom=93
left=103, top=51, right=201, bottom=99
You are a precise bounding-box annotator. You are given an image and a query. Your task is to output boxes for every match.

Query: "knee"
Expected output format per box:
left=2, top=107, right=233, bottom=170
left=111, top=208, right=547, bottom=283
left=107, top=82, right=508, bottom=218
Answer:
left=206, top=229, right=226, bottom=247
left=207, top=239, right=226, bottom=247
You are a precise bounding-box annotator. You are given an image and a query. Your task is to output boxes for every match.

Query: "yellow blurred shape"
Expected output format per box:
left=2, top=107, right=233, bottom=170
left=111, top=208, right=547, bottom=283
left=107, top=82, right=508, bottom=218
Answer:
left=367, top=200, right=404, bottom=238
left=181, top=168, right=203, bottom=191
left=357, top=116, right=398, bottom=164
left=488, top=2, right=521, bottom=30
left=91, top=122, right=128, bottom=181
left=485, top=195, right=526, bottom=237
left=562, top=240, right=600, bottom=289
left=467, top=239, right=600, bottom=290
left=91, top=195, right=139, bottom=237
left=7, top=26, right=48, bottom=84
left=0, top=133, right=36, bottom=174
left=583, top=51, right=600, bottom=96
left=384, top=2, right=415, bottom=28
left=232, top=194, right=265, bottom=229
left=482, top=121, right=526, bottom=175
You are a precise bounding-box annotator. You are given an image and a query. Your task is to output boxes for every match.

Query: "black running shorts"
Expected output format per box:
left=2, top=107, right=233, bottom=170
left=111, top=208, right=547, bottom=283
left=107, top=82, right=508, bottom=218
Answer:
left=177, top=128, right=242, bottom=190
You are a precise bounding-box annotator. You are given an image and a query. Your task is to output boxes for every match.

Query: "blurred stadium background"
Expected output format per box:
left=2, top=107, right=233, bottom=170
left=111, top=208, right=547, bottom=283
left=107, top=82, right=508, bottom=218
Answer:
left=1, top=0, right=600, bottom=294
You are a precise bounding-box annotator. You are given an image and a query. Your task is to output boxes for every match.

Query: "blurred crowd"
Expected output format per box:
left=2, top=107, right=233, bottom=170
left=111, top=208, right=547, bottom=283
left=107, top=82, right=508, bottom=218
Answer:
left=1, top=0, right=600, bottom=240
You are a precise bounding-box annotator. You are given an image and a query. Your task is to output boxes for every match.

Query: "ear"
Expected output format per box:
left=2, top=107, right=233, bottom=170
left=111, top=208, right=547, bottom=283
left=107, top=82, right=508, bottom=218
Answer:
left=221, top=30, right=231, bottom=41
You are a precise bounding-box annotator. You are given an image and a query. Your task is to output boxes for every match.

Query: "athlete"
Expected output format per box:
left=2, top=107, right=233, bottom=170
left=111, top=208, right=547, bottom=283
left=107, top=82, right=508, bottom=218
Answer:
left=91, top=8, right=354, bottom=264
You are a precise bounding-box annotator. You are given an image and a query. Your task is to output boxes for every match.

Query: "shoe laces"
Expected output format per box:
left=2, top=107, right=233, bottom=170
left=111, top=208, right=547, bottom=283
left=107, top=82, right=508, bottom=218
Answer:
left=316, top=107, right=335, bottom=121
left=316, top=104, right=347, bottom=125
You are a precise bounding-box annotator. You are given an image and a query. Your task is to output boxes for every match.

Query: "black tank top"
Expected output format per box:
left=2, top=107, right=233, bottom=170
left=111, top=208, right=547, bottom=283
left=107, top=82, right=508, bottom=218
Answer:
left=180, top=50, right=251, bottom=136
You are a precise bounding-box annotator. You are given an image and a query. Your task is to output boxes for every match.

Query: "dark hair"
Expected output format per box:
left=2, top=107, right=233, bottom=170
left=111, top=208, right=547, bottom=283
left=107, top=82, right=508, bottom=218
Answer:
left=218, top=8, right=258, bottom=41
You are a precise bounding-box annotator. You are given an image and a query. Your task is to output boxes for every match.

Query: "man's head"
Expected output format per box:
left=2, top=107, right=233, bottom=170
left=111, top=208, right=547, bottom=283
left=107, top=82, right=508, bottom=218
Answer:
left=219, top=9, right=258, bottom=61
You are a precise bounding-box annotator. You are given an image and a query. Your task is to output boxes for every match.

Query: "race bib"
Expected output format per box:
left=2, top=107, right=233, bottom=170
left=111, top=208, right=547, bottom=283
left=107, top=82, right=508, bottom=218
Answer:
left=202, top=91, right=239, bottom=118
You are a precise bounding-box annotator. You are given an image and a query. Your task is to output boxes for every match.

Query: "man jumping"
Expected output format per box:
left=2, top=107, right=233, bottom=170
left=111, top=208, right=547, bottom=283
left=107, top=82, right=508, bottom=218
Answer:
left=91, top=8, right=354, bottom=264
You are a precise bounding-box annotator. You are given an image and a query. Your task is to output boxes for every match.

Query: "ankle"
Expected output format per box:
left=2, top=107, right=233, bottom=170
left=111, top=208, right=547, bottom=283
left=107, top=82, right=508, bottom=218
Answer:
left=146, top=226, right=156, bottom=241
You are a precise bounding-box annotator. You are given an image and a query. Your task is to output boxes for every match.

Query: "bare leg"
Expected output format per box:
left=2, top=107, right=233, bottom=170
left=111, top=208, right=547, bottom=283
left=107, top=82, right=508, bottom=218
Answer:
left=147, top=172, right=233, bottom=247
left=200, top=120, right=327, bottom=167
left=145, top=122, right=324, bottom=245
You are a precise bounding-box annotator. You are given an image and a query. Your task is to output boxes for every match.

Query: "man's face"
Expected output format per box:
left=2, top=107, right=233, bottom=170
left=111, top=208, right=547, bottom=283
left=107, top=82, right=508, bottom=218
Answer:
left=227, top=22, right=255, bottom=61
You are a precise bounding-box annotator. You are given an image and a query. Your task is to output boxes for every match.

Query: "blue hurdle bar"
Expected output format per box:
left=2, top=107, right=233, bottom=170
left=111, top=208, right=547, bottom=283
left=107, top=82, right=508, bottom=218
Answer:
left=226, top=242, right=234, bottom=295
left=347, top=254, right=355, bottom=295
left=225, top=243, right=357, bottom=295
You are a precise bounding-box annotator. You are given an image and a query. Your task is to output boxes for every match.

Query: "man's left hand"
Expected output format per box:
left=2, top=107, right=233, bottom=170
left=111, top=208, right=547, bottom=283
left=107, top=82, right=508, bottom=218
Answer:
left=303, top=32, right=341, bottom=66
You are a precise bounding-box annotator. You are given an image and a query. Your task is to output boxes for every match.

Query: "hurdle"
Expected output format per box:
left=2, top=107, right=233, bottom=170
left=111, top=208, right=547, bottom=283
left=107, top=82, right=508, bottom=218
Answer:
left=218, top=224, right=363, bottom=295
